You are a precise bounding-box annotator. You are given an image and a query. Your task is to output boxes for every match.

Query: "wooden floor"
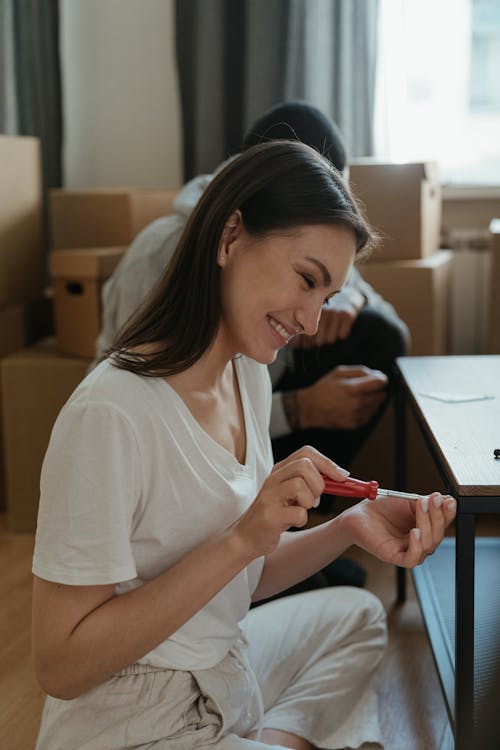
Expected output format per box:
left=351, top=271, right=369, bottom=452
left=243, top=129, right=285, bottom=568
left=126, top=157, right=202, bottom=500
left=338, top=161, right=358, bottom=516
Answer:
left=347, top=544, right=452, bottom=750
left=0, top=510, right=460, bottom=750
left=0, top=515, right=45, bottom=750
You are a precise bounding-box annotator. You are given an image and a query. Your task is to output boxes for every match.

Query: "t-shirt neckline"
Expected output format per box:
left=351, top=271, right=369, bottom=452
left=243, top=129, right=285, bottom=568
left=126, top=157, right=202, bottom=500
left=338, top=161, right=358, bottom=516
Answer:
left=160, top=356, right=253, bottom=472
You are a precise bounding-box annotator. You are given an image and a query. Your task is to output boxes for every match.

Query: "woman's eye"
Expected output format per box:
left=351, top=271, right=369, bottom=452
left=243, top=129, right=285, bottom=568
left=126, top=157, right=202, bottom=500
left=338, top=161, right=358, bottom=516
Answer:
left=300, top=273, right=315, bottom=289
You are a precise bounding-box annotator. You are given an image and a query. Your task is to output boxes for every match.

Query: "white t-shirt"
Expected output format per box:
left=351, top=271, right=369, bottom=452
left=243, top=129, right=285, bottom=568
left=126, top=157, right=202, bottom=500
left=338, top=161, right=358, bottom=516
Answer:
left=33, top=355, right=273, bottom=670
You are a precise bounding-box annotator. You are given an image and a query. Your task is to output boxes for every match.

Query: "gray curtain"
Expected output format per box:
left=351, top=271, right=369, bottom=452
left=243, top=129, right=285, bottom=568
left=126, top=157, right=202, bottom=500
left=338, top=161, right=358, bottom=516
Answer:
left=175, top=0, right=379, bottom=179
left=0, top=0, right=63, bottom=191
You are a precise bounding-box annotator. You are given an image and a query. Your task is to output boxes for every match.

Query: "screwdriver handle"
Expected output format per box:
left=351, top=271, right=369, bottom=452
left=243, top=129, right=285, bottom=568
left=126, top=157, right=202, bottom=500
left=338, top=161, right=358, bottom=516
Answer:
left=321, top=474, right=379, bottom=500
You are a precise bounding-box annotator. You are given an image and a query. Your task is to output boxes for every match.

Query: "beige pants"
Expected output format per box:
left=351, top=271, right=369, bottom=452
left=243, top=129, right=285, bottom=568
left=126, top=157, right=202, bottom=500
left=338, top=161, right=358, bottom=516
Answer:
left=35, top=588, right=387, bottom=750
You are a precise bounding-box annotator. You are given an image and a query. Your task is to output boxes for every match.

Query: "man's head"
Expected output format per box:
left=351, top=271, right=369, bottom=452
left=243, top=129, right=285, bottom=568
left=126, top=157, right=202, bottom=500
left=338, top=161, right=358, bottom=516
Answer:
left=242, top=100, right=347, bottom=173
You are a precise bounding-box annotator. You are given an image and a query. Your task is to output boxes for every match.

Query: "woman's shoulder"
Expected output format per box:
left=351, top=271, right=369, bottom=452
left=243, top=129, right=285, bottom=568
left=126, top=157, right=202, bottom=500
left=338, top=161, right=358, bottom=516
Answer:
left=66, top=358, right=161, bottom=422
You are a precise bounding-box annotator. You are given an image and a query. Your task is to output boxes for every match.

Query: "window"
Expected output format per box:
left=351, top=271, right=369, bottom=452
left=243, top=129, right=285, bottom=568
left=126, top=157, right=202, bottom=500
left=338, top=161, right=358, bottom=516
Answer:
left=374, top=0, right=500, bottom=185
left=470, top=0, right=500, bottom=113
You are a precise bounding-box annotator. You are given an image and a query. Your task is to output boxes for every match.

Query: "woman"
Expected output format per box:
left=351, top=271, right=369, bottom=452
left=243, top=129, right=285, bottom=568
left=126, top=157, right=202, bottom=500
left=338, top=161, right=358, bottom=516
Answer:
left=32, top=141, right=456, bottom=750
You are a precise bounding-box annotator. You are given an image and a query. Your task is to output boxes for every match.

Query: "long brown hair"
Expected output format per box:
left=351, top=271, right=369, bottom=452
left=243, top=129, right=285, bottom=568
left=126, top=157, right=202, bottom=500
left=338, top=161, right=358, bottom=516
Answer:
left=110, top=140, right=375, bottom=377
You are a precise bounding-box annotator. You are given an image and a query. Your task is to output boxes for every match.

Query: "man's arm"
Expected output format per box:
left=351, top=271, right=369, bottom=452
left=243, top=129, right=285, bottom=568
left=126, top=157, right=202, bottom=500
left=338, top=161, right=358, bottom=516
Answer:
left=270, top=366, right=388, bottom=438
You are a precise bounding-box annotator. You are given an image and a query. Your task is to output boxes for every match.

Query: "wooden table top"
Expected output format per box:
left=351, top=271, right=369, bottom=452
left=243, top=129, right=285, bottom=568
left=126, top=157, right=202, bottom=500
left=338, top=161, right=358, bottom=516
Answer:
left=397, top=356, right=500, bottom=497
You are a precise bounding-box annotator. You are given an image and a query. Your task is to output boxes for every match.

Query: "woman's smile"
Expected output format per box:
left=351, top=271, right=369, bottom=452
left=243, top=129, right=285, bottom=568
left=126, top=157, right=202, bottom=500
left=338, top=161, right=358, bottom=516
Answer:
left=267, top=315, right=296, bottom=346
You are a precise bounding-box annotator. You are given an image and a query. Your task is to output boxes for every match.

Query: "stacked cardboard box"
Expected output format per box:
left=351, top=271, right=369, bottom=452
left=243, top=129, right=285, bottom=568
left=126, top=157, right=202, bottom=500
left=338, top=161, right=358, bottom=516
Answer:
left=349, top=160, right=451, bottom=492
left=49, top=188, right=179, bottom=249
left=360, top=251, right=453, bottom=356
left=50, top=246, right=126, bottom=358
left=2, top=339, right=90, bottom=532
left=488, top=220, right=500, bottom=354
left=1, top=186, right=177, bottom=531
left=0, top=136, right=48, bottom=515
left=48, top=188, right=177, bottom=358
left=349, top=161, right=442, bottom=262
left=349, top=160, right=451, bottom=355
left=0, top=135, right=46, bottom=304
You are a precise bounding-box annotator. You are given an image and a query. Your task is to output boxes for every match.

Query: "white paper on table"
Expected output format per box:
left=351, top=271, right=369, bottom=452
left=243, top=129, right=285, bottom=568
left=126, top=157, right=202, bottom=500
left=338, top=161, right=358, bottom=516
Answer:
left=419, top=391, right=495, bottom=404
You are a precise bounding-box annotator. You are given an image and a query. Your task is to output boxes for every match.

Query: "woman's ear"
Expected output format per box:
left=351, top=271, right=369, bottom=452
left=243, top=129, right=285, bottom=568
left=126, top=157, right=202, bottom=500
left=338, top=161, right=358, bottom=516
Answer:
left=217, top=210, right=243, bottom=267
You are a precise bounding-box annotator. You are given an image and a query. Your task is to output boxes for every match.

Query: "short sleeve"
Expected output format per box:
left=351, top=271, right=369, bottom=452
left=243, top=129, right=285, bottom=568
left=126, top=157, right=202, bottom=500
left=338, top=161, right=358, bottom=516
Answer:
left=32, top=400, right=141, bottom=586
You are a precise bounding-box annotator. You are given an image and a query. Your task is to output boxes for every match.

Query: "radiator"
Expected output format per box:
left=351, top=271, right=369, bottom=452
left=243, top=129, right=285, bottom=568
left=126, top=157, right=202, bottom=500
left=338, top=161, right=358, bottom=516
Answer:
left=447, top=230, right=493, bottom=354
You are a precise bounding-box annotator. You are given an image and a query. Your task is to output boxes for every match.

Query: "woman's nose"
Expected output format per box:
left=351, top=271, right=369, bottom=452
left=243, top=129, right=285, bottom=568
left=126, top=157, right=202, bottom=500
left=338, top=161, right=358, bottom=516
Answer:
left=296, top=301, right=322, bottom=337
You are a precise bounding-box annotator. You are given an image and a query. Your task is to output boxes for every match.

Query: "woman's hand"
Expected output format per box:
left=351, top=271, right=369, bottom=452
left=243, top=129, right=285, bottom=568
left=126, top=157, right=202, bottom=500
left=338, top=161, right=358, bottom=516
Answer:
left=232, top=446, right=349, bottom=559
left=341, top=492, right=457, bottom=568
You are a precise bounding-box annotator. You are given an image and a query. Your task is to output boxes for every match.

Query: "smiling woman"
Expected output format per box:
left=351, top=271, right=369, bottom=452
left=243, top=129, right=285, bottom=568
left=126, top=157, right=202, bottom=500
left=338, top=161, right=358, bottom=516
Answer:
left=110, top=140, right=374, bottom=377
left=31, top=140, right=456, bottom=750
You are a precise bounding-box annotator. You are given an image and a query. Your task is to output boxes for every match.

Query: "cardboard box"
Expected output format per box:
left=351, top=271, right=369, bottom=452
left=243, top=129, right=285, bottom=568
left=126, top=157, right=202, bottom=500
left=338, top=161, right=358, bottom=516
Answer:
left=49, top=188, right=179, bottom=250
left=0, top=135, right=45, bottom=304
left=360, top=250, right=453, bottom=355
left=0, top=305, right=26, bottom=510
left=50, top=246, right=126, bottom=358
left=349, top=161, right=442, bottom=261
left=0, top=304, right=25, bottom=358
left=488, top=220, right=500, bottom=354
left=2, top=339, right=90, bottom=532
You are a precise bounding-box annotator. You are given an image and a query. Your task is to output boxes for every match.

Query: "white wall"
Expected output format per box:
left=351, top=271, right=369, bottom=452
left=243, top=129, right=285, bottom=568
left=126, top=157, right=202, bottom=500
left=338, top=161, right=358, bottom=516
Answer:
left=61, top=0, right=182, bottom=189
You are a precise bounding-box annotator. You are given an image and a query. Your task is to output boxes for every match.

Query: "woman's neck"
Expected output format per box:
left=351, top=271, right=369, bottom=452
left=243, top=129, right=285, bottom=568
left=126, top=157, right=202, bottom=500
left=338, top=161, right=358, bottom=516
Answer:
left=167, top=332, right=237, bottom=394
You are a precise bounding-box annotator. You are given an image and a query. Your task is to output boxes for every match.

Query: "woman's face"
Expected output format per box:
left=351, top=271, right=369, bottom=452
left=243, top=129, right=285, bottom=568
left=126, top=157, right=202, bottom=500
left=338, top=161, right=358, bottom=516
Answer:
left=218, top=220, right=356, bottom=364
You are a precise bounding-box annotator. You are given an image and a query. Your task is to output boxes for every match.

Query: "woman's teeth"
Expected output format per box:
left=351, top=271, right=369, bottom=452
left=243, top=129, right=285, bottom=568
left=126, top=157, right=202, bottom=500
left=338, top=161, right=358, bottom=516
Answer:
left=268, top=316, right=291, bottom=342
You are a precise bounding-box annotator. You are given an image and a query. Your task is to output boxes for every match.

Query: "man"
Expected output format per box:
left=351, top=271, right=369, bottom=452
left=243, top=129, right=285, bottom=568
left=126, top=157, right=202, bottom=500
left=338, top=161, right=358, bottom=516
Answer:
left=96, top=101, right=409, bottom=468
left=94, top=102, right=409, bottom=589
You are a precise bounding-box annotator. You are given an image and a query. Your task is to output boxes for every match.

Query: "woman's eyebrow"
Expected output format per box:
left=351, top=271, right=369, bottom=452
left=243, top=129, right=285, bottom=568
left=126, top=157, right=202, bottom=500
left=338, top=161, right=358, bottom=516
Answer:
left=305, top=257, right=332, bottom=287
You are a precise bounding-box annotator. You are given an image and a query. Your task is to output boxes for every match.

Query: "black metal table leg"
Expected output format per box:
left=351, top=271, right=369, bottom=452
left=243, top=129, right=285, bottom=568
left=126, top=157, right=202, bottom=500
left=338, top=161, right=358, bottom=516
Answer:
left=395, top=373, right=407, bottom=603
left=455, top=510, right=475, bottom=750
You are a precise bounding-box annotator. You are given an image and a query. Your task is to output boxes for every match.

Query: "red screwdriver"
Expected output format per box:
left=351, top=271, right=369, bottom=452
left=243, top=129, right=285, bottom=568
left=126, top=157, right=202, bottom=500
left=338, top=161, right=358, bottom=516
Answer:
left=321, top=474, right=425, bottom=501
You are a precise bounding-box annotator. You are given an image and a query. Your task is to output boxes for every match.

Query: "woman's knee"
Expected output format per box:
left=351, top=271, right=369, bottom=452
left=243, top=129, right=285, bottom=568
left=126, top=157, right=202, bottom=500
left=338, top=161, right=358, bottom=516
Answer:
left=322, top=587, right=387, bottom=650
left=299, top=587, right=387, bottom=638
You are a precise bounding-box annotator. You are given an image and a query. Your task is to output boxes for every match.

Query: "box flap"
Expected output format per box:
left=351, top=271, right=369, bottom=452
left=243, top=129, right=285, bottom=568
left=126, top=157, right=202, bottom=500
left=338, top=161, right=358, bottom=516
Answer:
left=349, top=160, right=440, bottom=183
left=359, top=249, right=453, bottom=272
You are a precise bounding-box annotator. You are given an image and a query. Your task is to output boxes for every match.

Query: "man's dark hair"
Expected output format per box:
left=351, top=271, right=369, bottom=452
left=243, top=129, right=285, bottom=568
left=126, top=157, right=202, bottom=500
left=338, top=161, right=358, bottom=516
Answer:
left=242, top=100, right=347, bottom=172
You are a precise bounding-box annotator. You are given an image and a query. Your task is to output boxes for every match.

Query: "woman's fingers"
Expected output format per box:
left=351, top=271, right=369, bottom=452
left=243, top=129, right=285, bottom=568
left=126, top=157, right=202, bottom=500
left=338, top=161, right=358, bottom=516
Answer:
left=282, top=504, right=309, bottom=529
left=443, top=496, right=457, bottom=525
left=415, top=496, right=433, bottom=553
left=275, top=446, right=350, bottom=488
left=297, top=445, right=350, bottom=483
left=407, top=527, right=426, bottom=566
left=280, top=474, right=318, bottom=511
left=415, top=492, right=457, bottom=556
left=428, top=493, right=446, bottom=551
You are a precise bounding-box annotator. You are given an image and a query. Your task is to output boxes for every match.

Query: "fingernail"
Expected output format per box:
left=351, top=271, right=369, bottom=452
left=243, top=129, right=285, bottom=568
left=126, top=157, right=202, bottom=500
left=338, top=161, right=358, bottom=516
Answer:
left=413, top=527, right=421, bottom=541
left=337, top=467, right=350, bottom=477
left=421, top=497, right=429, bottom=513
left=313, top=497, right=320, bottom=508
left=433, top=495, right=442, bottom=509
left=447, top=500, right=457, bottom=513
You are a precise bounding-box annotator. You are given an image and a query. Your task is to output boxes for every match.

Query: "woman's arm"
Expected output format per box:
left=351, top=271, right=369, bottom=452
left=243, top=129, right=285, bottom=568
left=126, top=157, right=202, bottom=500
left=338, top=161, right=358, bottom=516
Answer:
left=32, top=449, right=318, bottom=701
left=32, top=527, right=253, bottom=700
left=252, top=515, right=351, bottom=601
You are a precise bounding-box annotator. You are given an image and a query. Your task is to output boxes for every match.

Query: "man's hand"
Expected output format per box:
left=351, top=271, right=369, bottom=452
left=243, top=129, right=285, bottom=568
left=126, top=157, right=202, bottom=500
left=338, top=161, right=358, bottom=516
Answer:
left=292, top=286, right=365, bottom=349
left=296, top=365, right=388, bottom=431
